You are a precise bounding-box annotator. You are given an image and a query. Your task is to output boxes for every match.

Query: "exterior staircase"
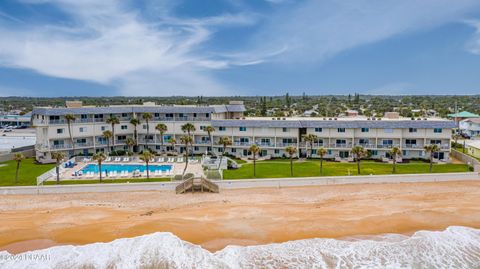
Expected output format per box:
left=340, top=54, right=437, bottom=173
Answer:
left=175, top=177, right=219, bottom=194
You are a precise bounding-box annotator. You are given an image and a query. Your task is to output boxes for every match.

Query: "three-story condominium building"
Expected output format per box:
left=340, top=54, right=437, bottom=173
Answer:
left=31, top=101, right=454, bottom=163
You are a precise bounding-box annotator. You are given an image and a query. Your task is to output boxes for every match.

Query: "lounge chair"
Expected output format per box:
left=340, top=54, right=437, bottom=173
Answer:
left=115, top=157, right=121, bottom=162
left=177, top=157, right=183, bottom=163
left=105, top=157, right=112, bottom=162
left=123, top=157, right=129, bottom=162
left=158, top=157, right=164, bottom=163
left=168, top=157, right=174, bottom=163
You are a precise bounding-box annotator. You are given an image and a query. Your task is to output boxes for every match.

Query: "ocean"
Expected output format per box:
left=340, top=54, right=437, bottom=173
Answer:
left=1, top=226, right=479, bottom=268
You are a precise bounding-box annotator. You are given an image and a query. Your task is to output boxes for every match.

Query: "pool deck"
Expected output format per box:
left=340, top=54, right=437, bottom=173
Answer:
left=52, top=159, right=205, bottom=181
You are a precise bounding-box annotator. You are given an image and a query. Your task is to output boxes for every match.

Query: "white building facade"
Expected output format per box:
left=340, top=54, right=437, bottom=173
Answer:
left=31, top=102, right=454, bottom=163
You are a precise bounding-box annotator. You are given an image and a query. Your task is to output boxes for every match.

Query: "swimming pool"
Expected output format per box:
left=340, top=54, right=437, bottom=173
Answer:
left=81, top=164, right=172, bottom=174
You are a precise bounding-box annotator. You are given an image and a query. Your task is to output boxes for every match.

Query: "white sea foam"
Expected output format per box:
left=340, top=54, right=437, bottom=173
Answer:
left=1, top=226, right=479, bottom=269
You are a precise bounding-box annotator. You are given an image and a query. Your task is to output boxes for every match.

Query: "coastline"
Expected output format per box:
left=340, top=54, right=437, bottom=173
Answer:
left=1, top=180, right=480, bottom=254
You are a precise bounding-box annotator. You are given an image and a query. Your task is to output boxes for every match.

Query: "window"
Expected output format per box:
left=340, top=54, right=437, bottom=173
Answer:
left=314, top=128, right=322, bottom=132
left=193, top=113, right=197, bottom=117
left=194, top=146, right=199, bottom=151
left=382, top=140, right=393, bottom=145
left=101, top=126, right=107, bottom=131
left=434, top=128, right=442, bottom=133
left=409, top=128, right=417, bottom=133
left=81, top=114, right=88, bottom=119
left=76, top=138, right=86, bottom=144
left=430, top=140, right=441, bottom=144
left=239, top=127, right=247, bottom=131
left=231, top=148, right=236, bottom=153
left=154, top=113, right=160, bottom=118
left=370, top=150, right=378, bottom=156
left=117, top=135, right=127, bottom=141
left=205, top=113, right=210, bottom=118
left=384, top=128, right=393, bottom=133
left=219, top=126, right=226, bottom=131
left=337, top=128, right=345, bottom=133
left=274, top=149, right=280, bottom=154
left=282, top=128, right=288, bottom=132
left=122, top=113, right=128, bottom=118
left=79, top=127, right=87, bottom=133
left=359, top=138, right=369, bottom=145
left=402, top=150, right=407, bottom=156
left=361, top=128, right=369, bottom=133
left=336, top=139, right=346, bottom=144
left=218, top=148, right=224, bottom=153
left=56, top=128, right=64, bottom=134
left=121, top=125, right=128, bottom=130
left=143, top=125, right=147, bottom=130
left=405, top=139, right=417, bottom=145
left=166, top=113, right=173, bottom=118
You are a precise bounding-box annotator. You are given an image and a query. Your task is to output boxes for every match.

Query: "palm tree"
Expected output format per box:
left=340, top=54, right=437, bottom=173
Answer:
left=181, top=123, right=196, bottom=158
left=390, top=146, right=402, bottom=173
left=139, top=150, right=154, bottom=179
left=92, top=152, right=107, bottom=182
left=168, top=138, right=176, bottom=152
left=204, top=126, right=215, bottom=155
left=249, top=144, right=260, bottom=177
left=13, top=153, right=25, bottom=184
left=155, top=123, right=168, bottom=155
left=181, top=123, right=196, bottom=136
left=51, top=151, right=65, bottom=184
left=130, top=118, right=140, bottom=152
left=317, top=147, right=328, bottom=176
left=106, top=115, right=120, bottom=153
left=303, top=134, right=318, bottom=158
left=102, top=130, right=113, bottom=154
left=65, top=114, right=76, bottom=156
left=218, top=136, right=232, bottom=169
left=125, top=137, right=135, bottom=155
left=351, top=145, right=367, bottom=175
left=452, top=133, right=460, bottom=149
left=285, top=146, right=297, bottom=177
left=424, top=144, right=440, bottom=173
left=180, top=135, right=193, bottom=175
left=142, top=113, right=153, bottom=151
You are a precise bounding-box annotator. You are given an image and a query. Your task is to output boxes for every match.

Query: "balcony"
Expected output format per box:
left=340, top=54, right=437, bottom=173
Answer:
left=233, top=141, right=253, bottom=146
left=376, top=144, right=400, bottom=149
left=276, top=142, right=297, bottom=147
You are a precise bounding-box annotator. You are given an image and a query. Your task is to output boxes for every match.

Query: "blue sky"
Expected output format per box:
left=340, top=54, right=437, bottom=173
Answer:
left=1, top=0, right=480, bottom=96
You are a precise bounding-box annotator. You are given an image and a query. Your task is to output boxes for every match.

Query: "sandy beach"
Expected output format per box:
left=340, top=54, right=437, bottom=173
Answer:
left=1, top=180, right=480, bottom=254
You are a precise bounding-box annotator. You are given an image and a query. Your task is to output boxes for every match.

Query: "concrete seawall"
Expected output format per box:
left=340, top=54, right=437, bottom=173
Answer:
left=0, top=172, right=478, bottom=195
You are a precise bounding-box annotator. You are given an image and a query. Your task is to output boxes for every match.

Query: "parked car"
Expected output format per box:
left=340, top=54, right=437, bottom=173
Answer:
left=461, top=133, right=471, bottom=139
left=3, top=129, right=12, bottom=132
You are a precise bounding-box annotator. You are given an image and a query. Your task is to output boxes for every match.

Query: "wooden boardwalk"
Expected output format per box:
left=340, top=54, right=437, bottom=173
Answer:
left=175, top=177, right=219, bottom=194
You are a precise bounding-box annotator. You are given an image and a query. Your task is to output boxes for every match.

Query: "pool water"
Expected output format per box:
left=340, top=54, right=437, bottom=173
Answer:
left=81, top=164, right=172, bottom=174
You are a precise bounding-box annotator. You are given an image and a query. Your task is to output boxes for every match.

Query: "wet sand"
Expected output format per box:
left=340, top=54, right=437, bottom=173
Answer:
left=1, top=180, right=480, bottom=254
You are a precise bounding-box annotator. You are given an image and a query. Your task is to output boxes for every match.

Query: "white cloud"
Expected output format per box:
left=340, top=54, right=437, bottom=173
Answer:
left=0, top=0, right=253, bottom=95
left=465, top=20, right=480, bottom=55
left=252, top=0, right=480, bottom=63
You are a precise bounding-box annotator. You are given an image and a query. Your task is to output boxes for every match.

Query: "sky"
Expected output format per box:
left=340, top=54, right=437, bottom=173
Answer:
left=1, top=0, right=480, bottom=97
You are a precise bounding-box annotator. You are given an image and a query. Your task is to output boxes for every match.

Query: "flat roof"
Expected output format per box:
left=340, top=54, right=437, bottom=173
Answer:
left=31, top=104, right=246, bottom=116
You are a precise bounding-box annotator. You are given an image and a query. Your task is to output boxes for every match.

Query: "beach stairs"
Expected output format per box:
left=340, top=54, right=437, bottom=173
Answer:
left=175, top=177, right=219, bottom=194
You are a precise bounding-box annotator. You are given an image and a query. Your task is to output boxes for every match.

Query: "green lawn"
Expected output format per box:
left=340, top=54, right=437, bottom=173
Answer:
left=0, top=158, right=55, bottom=186
left=44, top=177, right=171, bottom=185
left=223, top=159, right=470, bottom=179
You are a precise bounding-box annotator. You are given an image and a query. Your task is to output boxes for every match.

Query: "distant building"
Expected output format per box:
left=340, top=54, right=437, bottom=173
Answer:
left=466, top=141, right=480, bottom=158
left=0, top=113, right=31, bottom=127
left=447, top=111, right=480, bottom=123
left=303, top=109, right=317, bottom=117
left=459, top=118, right=480, bottom=137
left=346, top=110, right=359, bottom=117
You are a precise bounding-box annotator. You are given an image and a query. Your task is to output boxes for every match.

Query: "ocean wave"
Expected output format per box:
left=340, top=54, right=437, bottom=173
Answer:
left=1, top=226, right=479, bottom=269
